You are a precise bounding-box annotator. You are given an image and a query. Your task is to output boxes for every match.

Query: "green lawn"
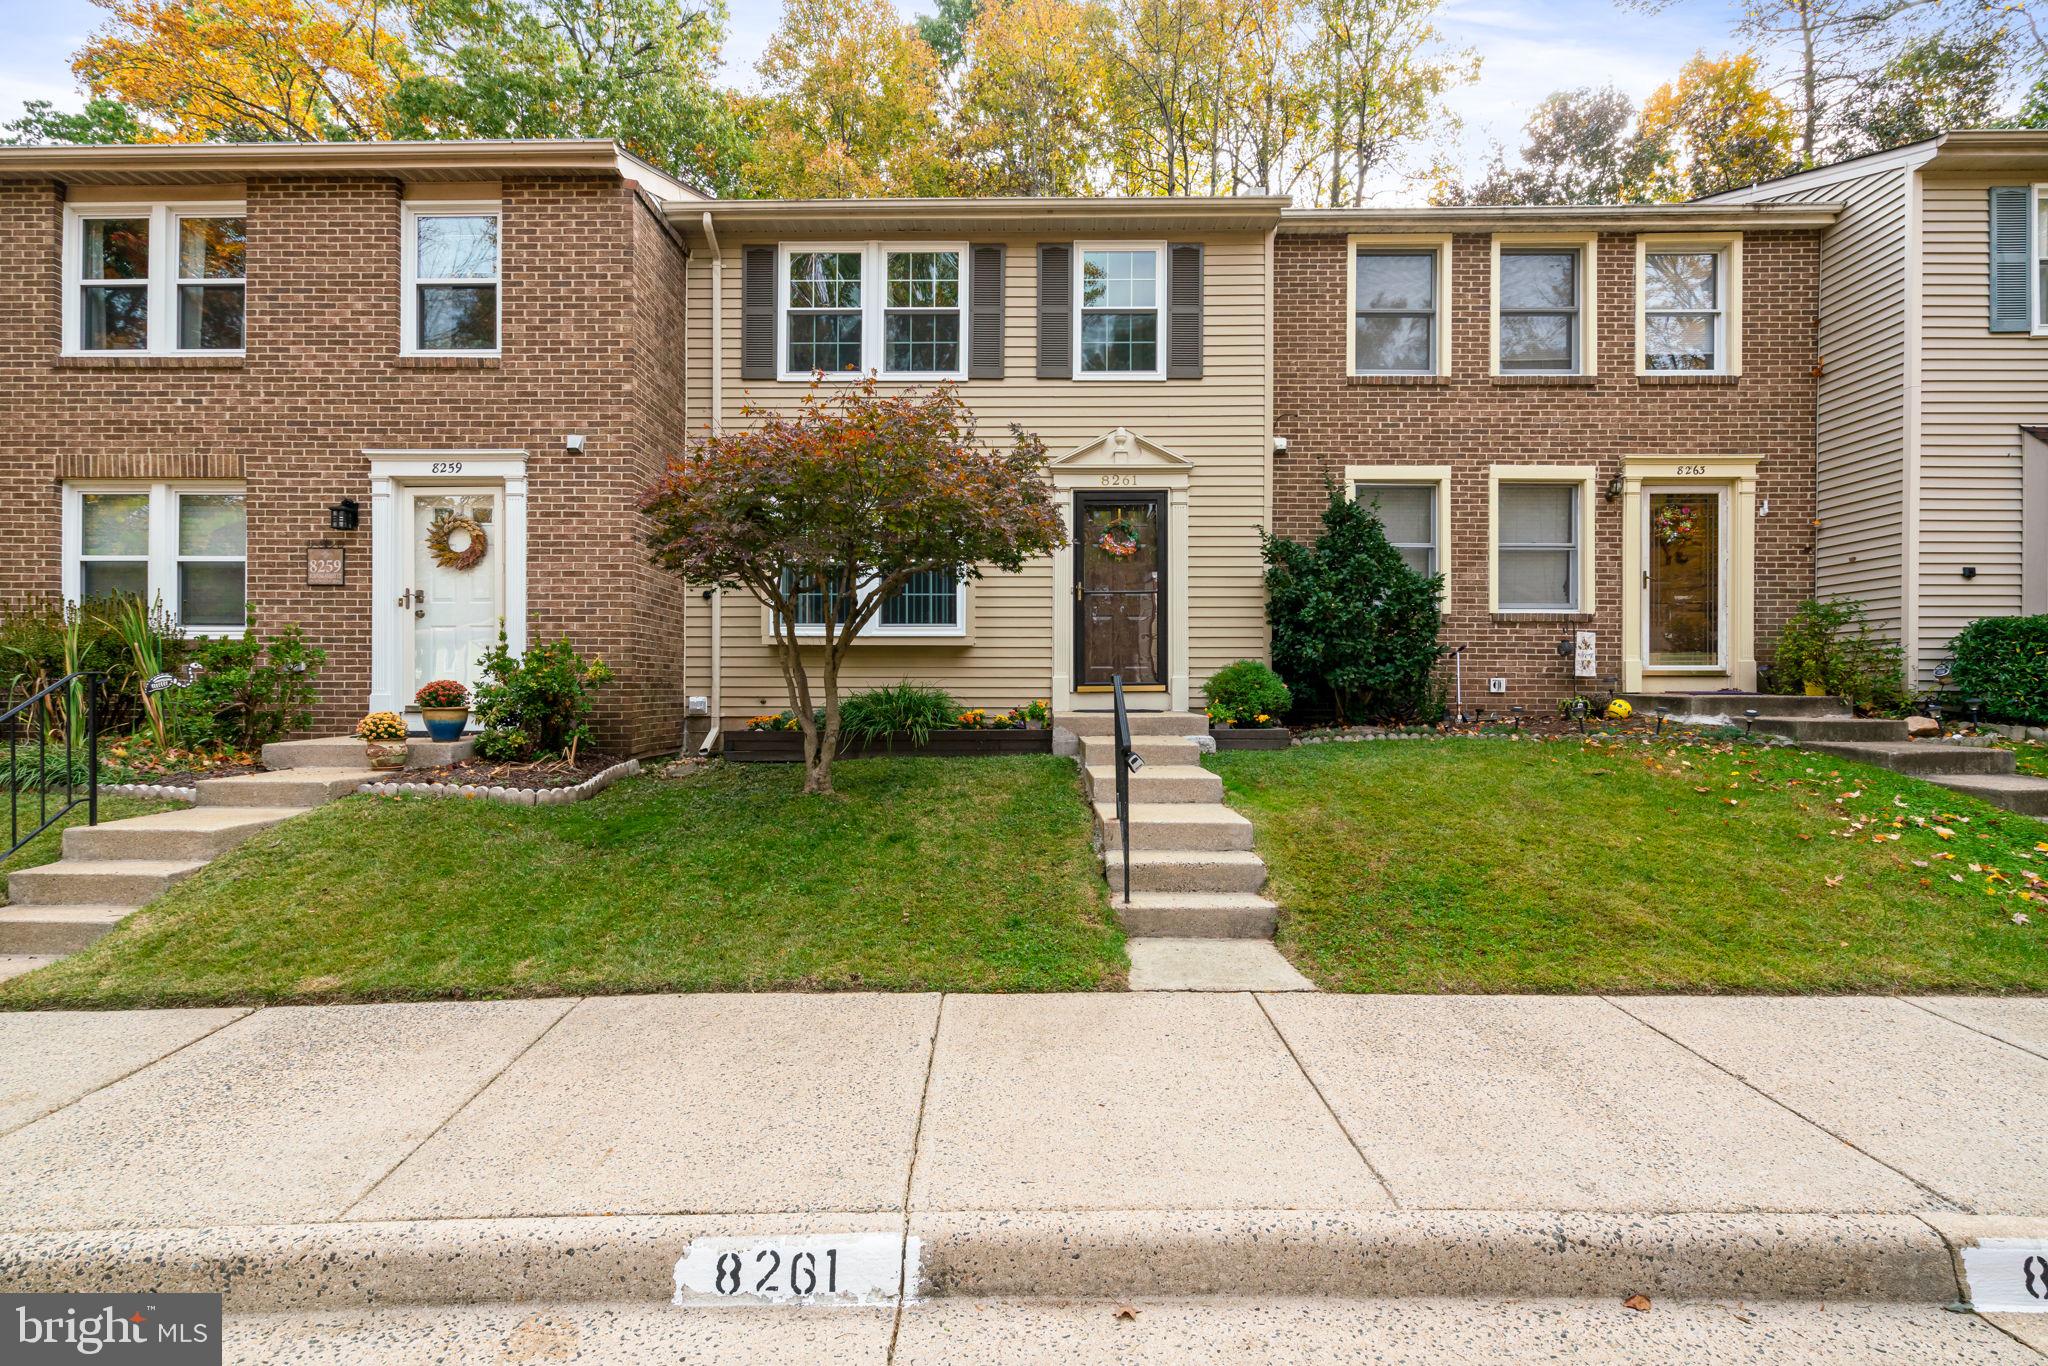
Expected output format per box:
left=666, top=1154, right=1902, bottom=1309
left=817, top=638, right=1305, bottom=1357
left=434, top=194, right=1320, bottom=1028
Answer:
left=3, top=794, right=177, bottom=901
left=2001, top=738, right=2048, bottom=779
left=0, top=757, right=1124, bottom=1008
left=1212, top=735, right=2048, bottom=994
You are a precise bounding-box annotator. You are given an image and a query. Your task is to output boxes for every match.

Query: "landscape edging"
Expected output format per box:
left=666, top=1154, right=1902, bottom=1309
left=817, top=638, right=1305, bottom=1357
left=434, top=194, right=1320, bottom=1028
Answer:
left=99, top=782, right=199, bottom=803
left=356, top=758, right=642, bottom=807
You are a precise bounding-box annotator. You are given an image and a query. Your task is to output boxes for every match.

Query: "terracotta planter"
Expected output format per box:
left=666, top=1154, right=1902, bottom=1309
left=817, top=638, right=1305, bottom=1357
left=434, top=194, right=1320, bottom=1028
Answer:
left=420, top=706, right=470, bottom=741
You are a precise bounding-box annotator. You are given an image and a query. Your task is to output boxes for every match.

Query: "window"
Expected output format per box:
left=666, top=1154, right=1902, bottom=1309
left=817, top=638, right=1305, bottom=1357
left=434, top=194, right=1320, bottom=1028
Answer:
left=781, top=567, right=965, bottom=637
left=66, top=484, right=247, bottom=633
left=1643, top=250, right=1722, bottom=371
left=1077, top=245, right=1162, bottom=377
left=1498, top=248, right=1581, bottom=373
left=1353, top=250, right=1438, bottom=374
left=403, top=203, right=500, bottom=354
left=64, top=204, right=247, bottom=356
left=778, top=244, right=969, bottom=380
left=1355, top=483, right=1438, bottom=575
left=1496, top=482, right=1581, bottom=612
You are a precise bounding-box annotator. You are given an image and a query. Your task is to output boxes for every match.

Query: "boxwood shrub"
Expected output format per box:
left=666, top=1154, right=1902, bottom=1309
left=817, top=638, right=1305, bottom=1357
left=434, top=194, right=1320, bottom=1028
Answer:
left=1948, top=615, right=2048, bottom=725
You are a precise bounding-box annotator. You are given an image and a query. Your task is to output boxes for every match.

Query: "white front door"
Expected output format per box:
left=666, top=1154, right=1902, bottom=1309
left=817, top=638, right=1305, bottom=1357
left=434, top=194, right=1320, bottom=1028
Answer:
left=403, top=487, right=502, bottom=701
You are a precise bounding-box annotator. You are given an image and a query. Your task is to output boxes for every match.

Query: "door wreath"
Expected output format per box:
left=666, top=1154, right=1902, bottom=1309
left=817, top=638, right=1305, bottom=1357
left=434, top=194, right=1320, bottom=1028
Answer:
left=1095, top=516, right=1142, bottom=559
left=426, top=514, right=489, bottom=572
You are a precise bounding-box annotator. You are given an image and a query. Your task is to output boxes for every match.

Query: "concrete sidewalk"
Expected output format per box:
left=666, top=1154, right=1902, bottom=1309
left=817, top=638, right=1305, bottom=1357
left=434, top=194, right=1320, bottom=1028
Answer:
left=0, top=992, right=2043, bottom=1355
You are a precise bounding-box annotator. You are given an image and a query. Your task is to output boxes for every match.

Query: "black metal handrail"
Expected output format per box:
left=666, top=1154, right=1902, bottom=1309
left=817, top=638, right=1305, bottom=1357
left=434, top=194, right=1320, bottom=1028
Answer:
left=1111, top=675, right=1143, bottom=903
left=3, top=672, right=98, bottom=861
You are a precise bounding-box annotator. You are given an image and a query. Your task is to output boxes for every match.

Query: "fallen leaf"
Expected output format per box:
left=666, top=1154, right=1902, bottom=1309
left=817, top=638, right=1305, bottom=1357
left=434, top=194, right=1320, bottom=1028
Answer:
left=1824, top=874, right=1844, bottom=888
left=1113, top=1305, right=1139, bottom=1321
left=1623, top=1294, right=1652, bottom=1312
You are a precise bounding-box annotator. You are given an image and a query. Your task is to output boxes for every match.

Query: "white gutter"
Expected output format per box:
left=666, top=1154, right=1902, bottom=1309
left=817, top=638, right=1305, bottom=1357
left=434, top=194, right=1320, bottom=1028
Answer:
left=699, top=211, right=724, bottom=757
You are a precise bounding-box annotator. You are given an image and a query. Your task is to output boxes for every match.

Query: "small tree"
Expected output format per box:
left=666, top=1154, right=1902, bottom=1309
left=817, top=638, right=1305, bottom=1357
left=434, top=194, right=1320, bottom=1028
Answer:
left=641, top=380, right=1066, bottom=794
left=1262, top=483, right=1444, bottom=724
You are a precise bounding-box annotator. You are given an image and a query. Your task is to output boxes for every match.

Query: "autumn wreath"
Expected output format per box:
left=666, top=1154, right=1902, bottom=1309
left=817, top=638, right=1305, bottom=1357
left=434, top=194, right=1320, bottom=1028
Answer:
left=426, top=514, right=488, bottom=572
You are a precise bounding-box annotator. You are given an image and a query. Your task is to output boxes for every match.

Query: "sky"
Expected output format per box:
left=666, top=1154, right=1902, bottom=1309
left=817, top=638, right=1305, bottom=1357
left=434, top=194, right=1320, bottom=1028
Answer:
left=0, top=0, right=1746, bottom=197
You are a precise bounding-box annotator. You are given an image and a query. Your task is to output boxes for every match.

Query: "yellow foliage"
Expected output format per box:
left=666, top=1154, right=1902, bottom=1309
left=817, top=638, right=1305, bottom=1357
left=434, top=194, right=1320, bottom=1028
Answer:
left=1628, top=51, right=1797, bottom=202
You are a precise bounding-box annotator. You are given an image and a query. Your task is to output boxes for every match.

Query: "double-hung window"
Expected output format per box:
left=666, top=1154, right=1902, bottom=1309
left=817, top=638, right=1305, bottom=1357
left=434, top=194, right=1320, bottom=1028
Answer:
left=779, top=244, right=968, bottom=380
left=1352, top=247, right=1441, bottom=375
left=1642, top=250, right=1723, bottom=371
left=1077, top=245, right=1163, bottom=378
left=1498, top=248, right=1582, bottom=373
left=782, top=566, right=966, bottom=638
left=403, top=202, right=500, bottom=355
left=1495, top=482, right=1582, bottom=613
left=64, top=203, right=246, bottom=356
left=65, top=483, right=248, bottom=634
left=1354, top=483, right=1439, bottom=576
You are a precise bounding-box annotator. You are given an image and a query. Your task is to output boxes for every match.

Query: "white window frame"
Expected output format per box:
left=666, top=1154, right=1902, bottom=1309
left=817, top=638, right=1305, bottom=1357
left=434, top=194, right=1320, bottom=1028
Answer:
left=1490, top=233, right=1598, bottom=377
left=1347, top=235, right=1452, bottom=377
left=61, top=201, right=248, bottom=358
left=775, top=567, right=970, bottom=641
left=400, top=200, right=502, bottom=358
left=1636, top=233, right=1743, bottom=376
left=61, top=481, right=248, bottom=637
left=775, top=242, right=971, bottom=382
left=2031, top=184, right=2048, bottom=336
left=1488, top=466, right=1599, bottom=615
left=1074, top=241, right=1166, bottom=381
left=1345, top=465, right=1451, bottom=609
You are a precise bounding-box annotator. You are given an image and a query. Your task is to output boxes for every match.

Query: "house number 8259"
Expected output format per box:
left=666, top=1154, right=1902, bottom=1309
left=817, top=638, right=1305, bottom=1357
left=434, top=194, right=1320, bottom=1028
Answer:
left=431, top=461, right=465, bottom=475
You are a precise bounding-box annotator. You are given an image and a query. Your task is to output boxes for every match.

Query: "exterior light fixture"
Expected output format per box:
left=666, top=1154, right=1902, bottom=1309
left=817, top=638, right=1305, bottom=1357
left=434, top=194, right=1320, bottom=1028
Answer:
left=1605, top=475, right=1624, bottom=502
left=327, top=499, right=360, bottom=532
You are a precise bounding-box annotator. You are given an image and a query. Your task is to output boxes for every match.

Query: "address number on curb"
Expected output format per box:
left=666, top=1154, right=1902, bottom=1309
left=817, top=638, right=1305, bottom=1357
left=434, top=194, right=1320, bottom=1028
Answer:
left=1962, top=1241, right=2048, bottom=1312
left=673, top=1233, right=914, bottom=1307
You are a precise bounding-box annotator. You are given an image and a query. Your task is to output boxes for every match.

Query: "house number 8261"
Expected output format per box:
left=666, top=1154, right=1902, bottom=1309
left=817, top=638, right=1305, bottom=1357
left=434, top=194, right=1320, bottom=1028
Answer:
left=1097, top=473, right=1137, bottom=486
left=431, top=461, right=465, bottom=475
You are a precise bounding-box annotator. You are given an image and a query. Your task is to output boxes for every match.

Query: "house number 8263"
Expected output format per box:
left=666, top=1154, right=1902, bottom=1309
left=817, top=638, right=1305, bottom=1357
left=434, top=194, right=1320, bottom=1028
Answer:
left=431, top=461, right=465, bottom=475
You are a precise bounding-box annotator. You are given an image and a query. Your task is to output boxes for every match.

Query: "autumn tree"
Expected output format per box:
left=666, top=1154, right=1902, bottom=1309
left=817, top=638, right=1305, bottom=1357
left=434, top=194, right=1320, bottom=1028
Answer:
left=746, top=0, right=959, bottom=196
left=1731, top=0, right=1937, bottom=164
left=954, top=0, right=1106, bottom=193
left=1303, top=0, right=1478, bottom=206
left=72, top=0, right=412, bottom=141
left=1, top=98, right=146, bottom=146
left=917, top=0, right=984, bottom=70
left=641, top=383, right=1066, bottom=795
left=1095, top=0, right=1215, bottom=194
left=1448, top=85, right=1656, bottom=205
left=1834, top=27, right=2008, bottom=155
left=1629, top=51, right=1798, bottom=200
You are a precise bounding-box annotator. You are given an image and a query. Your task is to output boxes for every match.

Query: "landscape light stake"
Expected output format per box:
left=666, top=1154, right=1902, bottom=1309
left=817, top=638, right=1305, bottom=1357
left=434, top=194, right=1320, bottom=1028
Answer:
left=1511, top=705, right=1524, bottom=732
left=1743, top=708, right=1759, bottom=738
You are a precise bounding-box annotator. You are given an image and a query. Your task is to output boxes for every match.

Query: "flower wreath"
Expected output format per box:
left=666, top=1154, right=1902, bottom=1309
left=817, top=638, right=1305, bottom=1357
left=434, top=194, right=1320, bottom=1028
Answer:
left=1652, top=502, right=1699, bottom=548
left=1095, top=516, right=1142, bottom=559
left=426, top=514, right=488, bottom=572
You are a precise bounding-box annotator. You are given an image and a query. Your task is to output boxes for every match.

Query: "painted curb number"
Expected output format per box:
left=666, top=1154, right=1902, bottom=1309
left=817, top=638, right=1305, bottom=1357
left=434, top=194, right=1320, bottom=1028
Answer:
left=1962, top=1241, right=2048, bottom=1313
left=673, top=1233, right=913, bottom=1307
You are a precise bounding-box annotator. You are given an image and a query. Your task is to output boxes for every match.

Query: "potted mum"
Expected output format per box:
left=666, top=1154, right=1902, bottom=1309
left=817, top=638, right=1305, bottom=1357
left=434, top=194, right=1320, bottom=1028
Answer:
left=414, top=679, right=471, bottom=741
left=355, top=711, right=409, bottom=769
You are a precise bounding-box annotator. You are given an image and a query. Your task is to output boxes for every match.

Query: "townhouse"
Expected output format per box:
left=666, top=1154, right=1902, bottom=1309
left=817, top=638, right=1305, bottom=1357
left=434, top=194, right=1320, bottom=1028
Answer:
left=1713, top=130, right=2048, bottom=685
left=1, top=138, right=1841, bottom=750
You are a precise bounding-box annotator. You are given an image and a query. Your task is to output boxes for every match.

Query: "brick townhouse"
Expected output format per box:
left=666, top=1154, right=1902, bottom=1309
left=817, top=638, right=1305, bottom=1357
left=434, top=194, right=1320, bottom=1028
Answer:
left=0, top=138, right=1841, bottom=751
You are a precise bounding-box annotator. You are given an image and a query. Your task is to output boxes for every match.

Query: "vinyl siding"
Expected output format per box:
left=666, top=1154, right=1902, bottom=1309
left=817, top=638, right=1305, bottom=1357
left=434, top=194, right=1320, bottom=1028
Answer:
left=1917, top=173, right=2048, bottom=678
left=702, top=233, right=1272, bottom=725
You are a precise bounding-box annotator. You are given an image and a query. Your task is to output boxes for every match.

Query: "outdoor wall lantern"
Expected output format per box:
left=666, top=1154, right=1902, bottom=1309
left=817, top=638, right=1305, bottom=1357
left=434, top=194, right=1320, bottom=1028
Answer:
left=1605, top=475, right=1624, bottom=503
left=328, top=499, right=361, bottom=532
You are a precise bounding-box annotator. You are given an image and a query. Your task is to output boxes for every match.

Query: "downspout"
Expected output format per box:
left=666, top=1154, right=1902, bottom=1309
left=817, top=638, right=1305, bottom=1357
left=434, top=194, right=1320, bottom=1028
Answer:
left=700, top=210, right=725, bottom=756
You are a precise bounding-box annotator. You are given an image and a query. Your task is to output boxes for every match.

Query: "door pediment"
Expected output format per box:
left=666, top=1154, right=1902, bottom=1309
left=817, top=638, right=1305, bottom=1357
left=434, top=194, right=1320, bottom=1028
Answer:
left=1050, top=428, right=1194, bottom=488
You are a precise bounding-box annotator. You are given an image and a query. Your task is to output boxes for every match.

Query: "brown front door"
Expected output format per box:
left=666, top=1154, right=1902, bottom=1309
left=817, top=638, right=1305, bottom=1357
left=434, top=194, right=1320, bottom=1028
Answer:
left=1075, top=492, right=1166, bottom=688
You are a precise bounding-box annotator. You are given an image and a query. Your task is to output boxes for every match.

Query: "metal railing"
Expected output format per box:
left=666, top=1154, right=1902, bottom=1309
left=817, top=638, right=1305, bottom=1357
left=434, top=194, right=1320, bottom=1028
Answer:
left=3, top=672, right=98, bottom=861
left=1110, top=675, right=1143, bottom=902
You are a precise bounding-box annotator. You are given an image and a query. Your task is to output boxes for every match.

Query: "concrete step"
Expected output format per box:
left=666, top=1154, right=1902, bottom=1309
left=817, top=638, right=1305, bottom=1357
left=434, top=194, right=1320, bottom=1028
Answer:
left=1086, top=765, right=1223, bottom=804
left=1630, top=691, right=1852, bottom=720
left=0, top=954, right=61, bottom=982
left=0, top=903, right=132, bottom=953
left=1106, top=849, right=1268, bottom=895
left=261, top=737, right=373, bottom=769
left=5, top=858, right=207, bottom=908
left=1095, top=802, right=1255, bottom=852
left=195, top=768, right=376, bottom=808
left=1127, top=938, right=1316, bottom=991
left=1113, top=891, right=1279, bottom=939
left=1800, top=740, right=2016, bottom=777
left=62, top=806, right=298, bottom=861
left=1079, top=734, right=1203, bottom=767
left=1922, top=772, right=2048, bottom=817
left=1059, top=710, right=1209, bottom=737
left=1752, top=716, right=1910, bottom=743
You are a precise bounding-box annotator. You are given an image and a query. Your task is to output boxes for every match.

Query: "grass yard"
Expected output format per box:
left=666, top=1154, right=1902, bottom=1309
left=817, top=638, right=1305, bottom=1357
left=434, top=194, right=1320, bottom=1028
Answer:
left=1999, top=737, right=2048, bottom=779
left=1213, top=734, right=2048, bottom=994
left=2, top=793, right=178, bottom=901
left=0, top=757, right=1123, bottom=1008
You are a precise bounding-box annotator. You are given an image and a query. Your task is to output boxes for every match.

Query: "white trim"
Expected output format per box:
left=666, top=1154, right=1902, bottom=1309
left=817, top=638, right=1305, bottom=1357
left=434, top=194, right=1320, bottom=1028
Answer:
left=1902, top=163, right=1925, bottom=681
left=365, top=449, right=529, bottom=716
left=2031, top=181, right=2048, bottom=336
left=399, top=200, right=502, bottom=358
left=1487, top=465, right=1599, bottom=614
left=1635, top=233, right=1743, bottom=376
left=1619, top=454, right=1761, bottom=692
left=1345, top=465, right=1452, bottom=610
left=1346, top=234, right=1453, bottom=376
left=61, top=201, right=247, bottom=358
left=1073, top=241, right=1167, bottom=381
left=768, top=568, right=972, bottom=642
left=774, top=241, right=971, bottom=382
left=1489, top=232, right=1599, bottom=377
left=61, top=480, right=248, bottom=636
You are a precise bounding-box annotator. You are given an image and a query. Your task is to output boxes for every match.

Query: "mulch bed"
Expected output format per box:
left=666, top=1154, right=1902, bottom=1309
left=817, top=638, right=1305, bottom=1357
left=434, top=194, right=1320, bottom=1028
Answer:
left=116, top=761, right=266, bottom=786
left=406, top=753, right=629, bottom=790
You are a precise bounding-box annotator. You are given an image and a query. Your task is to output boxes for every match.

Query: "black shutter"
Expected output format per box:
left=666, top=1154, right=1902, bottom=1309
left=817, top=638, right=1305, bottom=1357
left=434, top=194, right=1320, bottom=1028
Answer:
left=1167, top=242, right=1204, bottom=379
left=1037, top=243, right=1073, bottom=379
left=1990, top=186, right=2032, bottom=334
left=969, top=243, right=1004, bottom=380
left=741, top=244, right=777, bottom=379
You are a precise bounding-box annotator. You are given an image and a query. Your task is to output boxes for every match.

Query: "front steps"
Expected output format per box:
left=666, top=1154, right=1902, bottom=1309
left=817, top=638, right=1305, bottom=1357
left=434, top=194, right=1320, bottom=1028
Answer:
left=63, top=806, right=298, bottom=862
left=195, top=767, right=377, bottom=808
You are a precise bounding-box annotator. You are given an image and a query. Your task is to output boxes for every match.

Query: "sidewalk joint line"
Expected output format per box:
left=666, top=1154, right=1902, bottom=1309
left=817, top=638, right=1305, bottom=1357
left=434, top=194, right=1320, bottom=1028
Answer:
left=0, top=1004, right=258, bottom=1142
left=888, top=991, right=945, bottom=1364
left=1898, top=997, right=2048, bottom=1067
left=1908, top=1211, right=1971, bottom=1304
left=1598, top=996, right=1967, bottom=1213
left=336, top=996, right=584, bottom=1221
left=1252, top=992, right=1399, bottom=1207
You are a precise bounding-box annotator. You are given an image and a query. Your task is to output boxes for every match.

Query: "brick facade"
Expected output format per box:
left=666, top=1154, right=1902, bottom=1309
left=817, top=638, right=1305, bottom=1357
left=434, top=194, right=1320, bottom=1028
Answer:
left=0, top=170, right=692, bottom=755
left=1272, top=229, right=1821, bottom=713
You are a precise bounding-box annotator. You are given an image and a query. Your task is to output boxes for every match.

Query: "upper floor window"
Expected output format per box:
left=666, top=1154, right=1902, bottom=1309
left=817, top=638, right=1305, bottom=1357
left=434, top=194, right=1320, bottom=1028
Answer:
left=1077, top=245, right=1162, bottom=378
left=779, top=243, right=968, bottom=381
left=1352, top=249, right=1440, bottom=375
left=403, top=202, right=500, bottom=355
left=64, top=204, right=246, bottom=356
left=64, top=483, right=247, bottom=634
left=1498, top=248, right=1582, bottom=374
left=1643, top=250, right=1723, bottom=371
